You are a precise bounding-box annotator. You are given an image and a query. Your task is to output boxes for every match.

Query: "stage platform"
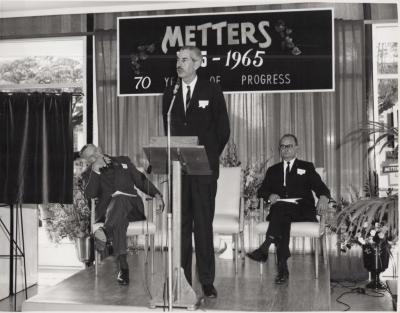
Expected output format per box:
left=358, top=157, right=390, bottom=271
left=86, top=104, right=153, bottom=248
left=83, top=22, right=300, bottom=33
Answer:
left=22, top=251, right=330, bottom=311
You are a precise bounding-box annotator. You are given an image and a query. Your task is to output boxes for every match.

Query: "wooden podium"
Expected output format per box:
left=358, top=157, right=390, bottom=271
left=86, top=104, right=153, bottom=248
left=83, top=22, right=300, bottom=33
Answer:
left=144, top=136, right=211, bottom=310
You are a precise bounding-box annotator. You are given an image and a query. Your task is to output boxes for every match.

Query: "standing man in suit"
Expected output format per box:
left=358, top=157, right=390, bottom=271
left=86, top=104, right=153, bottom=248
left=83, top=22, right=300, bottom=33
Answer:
left=80, top=144, right=163, bottom=285
left=246, top=134, right=330, bottom=284
left=162, top=46, right=230, bottom=298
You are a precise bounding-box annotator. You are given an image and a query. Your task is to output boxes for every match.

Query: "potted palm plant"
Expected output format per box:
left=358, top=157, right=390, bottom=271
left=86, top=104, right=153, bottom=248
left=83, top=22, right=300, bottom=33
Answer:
left=41, top=158, right=92, bottom=263
left=332, top=120, right=398, bottom=289
left=333, top=195, right=398, bottom=289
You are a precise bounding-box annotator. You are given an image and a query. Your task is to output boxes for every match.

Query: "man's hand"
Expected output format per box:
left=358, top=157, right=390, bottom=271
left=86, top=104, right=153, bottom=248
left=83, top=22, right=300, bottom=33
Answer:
left=268, top=193, right=280, bottom=204
left=92, top=156, right=107, bottom=172
left=317, top=195, right=329, bottom=215
left=155, top=193, right=165, bottom=214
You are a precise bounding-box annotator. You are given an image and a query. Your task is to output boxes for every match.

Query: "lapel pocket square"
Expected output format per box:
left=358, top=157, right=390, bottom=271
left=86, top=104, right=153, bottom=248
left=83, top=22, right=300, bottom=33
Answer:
left=297, top=168, right=306, bottom=175
left=199, top=100, right=209, bottom=108
left=122, top=163, right=128, bottom=169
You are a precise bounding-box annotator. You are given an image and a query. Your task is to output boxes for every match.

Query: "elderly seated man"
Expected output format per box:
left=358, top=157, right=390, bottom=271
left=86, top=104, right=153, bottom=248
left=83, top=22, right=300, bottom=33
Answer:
left=80, top=144, right=163, bottom=285
left=247, top=134, right=330, bottom=284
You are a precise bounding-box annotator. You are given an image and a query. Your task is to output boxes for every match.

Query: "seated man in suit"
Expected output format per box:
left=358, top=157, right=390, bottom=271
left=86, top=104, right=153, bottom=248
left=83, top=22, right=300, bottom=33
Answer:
left=80, top=144, right=163, bottom=285
left=246, top=134, right=330, bottom=284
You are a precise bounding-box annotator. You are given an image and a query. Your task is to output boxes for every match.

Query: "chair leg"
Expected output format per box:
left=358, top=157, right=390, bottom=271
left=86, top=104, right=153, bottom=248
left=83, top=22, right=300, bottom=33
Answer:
left=259, top=235, right=263, bottom=276
left=95, top=250, right=100, bottom=276
left=234, top=234, right=238, bottom=275
left=314, top=238, right=319, bottom=279
left=150, top=234, right=155, bottom=274
left=239, top=231, right=245, bottom=258
left=321, top=234, right=328, bottom=265
left=144, top=234, right=149, bottom=264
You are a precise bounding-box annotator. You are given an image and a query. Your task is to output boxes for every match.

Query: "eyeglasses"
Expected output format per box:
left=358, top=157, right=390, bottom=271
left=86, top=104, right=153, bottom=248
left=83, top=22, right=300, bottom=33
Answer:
left=280, top=144, right=295, bottom=150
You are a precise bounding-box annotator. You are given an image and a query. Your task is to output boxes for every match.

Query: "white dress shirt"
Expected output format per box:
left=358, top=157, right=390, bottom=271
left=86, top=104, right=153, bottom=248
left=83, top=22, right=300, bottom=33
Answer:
left=283, top=158, right=296, bottom=187
left=182, top=76, right=197, bottom=112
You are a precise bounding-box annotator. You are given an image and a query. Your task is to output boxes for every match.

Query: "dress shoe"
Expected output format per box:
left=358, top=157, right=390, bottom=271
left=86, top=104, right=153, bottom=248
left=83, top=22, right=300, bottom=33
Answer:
left=246, top=248, right=268, bottom=262
left=117, top=268, right=130, bottom=285
left=202, top=284, right=217, bottom=298
left=274, top=261, right=289, bottom=284
left=93, top=226, right=109, bottom=252
left=274, top=270, right=289, bottom=284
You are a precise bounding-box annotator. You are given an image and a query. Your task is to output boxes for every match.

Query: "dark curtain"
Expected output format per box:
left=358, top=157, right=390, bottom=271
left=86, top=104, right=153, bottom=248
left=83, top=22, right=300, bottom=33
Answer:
left=0, top=92, right=73, bottom=204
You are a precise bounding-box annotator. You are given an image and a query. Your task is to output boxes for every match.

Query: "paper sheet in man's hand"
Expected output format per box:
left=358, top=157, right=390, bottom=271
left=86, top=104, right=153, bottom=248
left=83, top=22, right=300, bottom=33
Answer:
left=276, top=198, right=301, bottom=204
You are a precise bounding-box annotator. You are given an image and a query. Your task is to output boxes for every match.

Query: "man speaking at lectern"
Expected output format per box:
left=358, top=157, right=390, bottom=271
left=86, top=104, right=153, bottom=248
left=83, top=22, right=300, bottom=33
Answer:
left=162, top=46, right=230, bottom=298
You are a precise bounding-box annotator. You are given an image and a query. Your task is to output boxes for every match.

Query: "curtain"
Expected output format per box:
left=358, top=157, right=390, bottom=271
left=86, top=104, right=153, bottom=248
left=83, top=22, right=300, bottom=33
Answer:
left=96, top=30, right=164, bottom=166
left=95, top=19, right=366, bottom=201
left=0, top=92, right=73, bottom=204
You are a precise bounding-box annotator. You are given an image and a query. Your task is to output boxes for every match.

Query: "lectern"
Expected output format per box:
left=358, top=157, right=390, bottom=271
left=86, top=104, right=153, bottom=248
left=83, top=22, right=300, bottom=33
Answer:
left=144, top=136, right=211, bottom=310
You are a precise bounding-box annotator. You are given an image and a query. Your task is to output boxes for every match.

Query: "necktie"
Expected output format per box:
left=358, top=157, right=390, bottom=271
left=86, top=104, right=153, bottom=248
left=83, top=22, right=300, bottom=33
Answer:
left=185, top=86, right=191, bottom=111
left=285, top=161, right=290, bottom=187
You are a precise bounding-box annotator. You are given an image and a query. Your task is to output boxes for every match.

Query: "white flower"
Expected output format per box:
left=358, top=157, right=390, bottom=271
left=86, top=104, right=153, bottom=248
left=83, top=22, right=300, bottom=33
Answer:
left=363, top=222, right=369, bottom=228
left=370, top=230, right=376, bottom=236
left=378, top=232, right=385, bottom=239
left=358, top=237, right=366, bottom=245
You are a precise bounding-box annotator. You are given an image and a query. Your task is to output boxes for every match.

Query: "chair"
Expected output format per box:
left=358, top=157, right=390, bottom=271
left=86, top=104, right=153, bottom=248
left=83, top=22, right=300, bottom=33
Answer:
left=254, top=168, right=328, bottom=278
left=212, top=166, right=245, bottom=274
left=91, top=189, right=160, bottom=276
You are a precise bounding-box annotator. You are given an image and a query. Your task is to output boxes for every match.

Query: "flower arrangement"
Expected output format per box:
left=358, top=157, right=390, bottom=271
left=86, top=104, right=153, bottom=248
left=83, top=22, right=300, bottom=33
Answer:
left=220, top=140, right=241, bottom=167
left=220, top=140, right=272, bottom=214
left=274, top=19, right=302, bottom=55
left=333, top=195, right=398, bottom=253
left=43, top=159, right=91, bottom=243
left=242, top=159, right=270, bottom=212
left=129, top=43, right=155, bottom=75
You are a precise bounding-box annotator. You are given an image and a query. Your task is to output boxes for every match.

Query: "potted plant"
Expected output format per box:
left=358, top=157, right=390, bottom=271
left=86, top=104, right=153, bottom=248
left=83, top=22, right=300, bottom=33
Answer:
left=41, top=159, right=92, bottom=263
left=332, top=189, right=398, bottom=289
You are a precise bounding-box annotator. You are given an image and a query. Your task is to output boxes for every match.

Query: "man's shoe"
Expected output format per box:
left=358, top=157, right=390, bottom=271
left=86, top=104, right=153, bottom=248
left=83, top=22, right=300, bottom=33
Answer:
left=274, top=270, right=289, bottom=284
left=246, top=248, right=268, bottom=262
left=94, top=226, right=109, bottom=252
left=274, top=261, right=289, bottom=284
left=202, top=284, right=217, bottom=298
left=117, top=268, right=129, bottom=285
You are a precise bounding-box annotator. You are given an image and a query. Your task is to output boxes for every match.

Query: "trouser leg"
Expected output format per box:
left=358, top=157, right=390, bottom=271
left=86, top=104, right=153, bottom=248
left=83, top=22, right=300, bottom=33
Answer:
left=104, top=196, right=130, bottom=258
left=181, top=176, right=193, bottom=284
left=192, top=177, right=217, bottom=286
left=266, top=202, right=301, bottom=260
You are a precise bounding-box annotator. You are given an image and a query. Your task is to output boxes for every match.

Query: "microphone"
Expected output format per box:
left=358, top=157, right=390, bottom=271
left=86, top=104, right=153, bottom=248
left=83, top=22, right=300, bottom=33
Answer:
left=172, top=77, right=181, bottom=95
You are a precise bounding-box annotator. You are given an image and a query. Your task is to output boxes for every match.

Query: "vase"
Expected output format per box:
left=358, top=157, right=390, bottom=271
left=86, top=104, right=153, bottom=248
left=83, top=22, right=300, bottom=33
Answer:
left=362, top=242, right=390, bottom=290
left=74, top=236, right=93, bottom=263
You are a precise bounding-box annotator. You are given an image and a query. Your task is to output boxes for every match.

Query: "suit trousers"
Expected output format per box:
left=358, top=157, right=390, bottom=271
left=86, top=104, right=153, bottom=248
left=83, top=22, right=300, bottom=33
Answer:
left=181, top=175, right=217, bottom=286
left=266, top=201, right=303, bottom=261
left=103, top=195, right=135, bottom=257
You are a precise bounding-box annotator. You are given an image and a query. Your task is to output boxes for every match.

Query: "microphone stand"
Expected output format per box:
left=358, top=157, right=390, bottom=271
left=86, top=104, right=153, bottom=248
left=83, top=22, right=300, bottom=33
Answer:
left=166, top=86, right=177, bottom=312
left=150, top=80, right=199, bottom=310
left=166, top=78, right=185, bottom=311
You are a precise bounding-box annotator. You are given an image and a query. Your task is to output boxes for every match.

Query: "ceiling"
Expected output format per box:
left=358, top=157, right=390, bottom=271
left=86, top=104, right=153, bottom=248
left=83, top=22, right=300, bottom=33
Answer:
left=0, top=0, right=271, bottom=18
left=0, top=0, right=395, bottom=18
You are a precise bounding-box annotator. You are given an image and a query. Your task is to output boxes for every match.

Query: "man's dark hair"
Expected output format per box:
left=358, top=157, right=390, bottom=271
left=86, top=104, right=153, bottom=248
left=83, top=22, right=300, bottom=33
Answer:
left=280, top=134, right=298, bottom=146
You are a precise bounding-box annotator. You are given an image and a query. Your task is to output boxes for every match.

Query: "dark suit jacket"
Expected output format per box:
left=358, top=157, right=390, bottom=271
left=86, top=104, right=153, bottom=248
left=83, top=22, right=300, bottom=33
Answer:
left=83, top=156, right=160, bottom=222
left=257, top=159, right=330, bottom=221
left=162, top=78, right=230, bottom=178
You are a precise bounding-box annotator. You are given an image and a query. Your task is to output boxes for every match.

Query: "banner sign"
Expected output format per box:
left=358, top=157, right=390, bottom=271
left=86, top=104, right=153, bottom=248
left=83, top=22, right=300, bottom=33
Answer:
left=118, top=9, right=334, bottom=96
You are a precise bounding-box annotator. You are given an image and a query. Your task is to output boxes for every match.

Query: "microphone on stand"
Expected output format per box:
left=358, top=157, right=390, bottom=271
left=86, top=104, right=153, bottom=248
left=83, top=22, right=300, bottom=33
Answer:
left=166, top=77, right=180, bottom=310
left=166, top=77, right=180, bottom=212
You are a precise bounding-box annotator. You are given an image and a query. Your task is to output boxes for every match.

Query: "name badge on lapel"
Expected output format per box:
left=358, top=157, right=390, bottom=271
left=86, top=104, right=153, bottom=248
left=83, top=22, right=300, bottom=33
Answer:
left=297, top=168, right=306, bottom=175
left=199, top=100, right=209, bottom=108
left=121, top=163, right=128, bottom=169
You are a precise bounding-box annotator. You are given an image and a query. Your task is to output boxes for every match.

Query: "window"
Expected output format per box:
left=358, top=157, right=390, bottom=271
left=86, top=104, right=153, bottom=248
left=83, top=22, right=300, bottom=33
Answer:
left=0, top=37, right=87, bottom=151
left=372, top=24, right=398, bottom=195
